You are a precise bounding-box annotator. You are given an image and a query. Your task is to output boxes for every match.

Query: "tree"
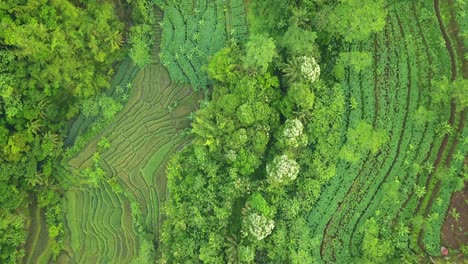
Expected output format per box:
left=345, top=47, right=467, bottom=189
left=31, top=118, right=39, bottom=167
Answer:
left=290, top=7, right=310, bottom=28
left=129, top=24, right=154, bottom=67
left=334, top=51, right=372, bottom=78
left=267, top=154, right=300, bottom=185
left=320, top=0, right=387, bottom=42
left=287, top=82, right=315, bottom=114
left=361, top=218, right=395, bottom=263
left=283, top=56, right=320, bottom=84
left=0, top=1, right=124, bottom=261
left=280, top=26, right=318, bottom=57
left=246, top=213, right=275, bottom=240
left=283, top=57, right=302, bottom=84
left=278, top=118, right=308, bottom=148
left=243, top=34, right=277, bottom=74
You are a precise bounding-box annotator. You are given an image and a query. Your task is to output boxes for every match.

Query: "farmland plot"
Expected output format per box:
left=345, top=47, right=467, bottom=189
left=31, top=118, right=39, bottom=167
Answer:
left=158, top=0, right=248, bottom=90
left=57, top=8, right=201, bottom=263
left=308, top=1, right=467, bottom=262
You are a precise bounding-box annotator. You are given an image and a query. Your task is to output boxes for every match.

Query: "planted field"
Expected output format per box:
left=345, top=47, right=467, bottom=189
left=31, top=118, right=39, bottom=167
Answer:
left=8, top=0, right=466, bottom=263
left=159, top=0, right=248, bottom=90
left=57, top=8, right=201, bottom=263
left=308, top=1, right=467, bottom=262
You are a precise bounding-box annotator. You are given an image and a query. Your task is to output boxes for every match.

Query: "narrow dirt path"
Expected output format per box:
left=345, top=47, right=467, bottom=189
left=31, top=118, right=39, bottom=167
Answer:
left=434, top=0, right=457, bottom=80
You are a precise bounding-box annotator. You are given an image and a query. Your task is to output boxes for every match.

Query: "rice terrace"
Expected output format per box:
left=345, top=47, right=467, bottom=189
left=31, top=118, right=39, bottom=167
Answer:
left=0, top=0, right=466, bottom=263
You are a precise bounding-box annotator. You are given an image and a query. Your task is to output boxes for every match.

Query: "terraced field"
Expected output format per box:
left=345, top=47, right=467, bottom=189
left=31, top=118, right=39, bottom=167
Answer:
left=57, top=8, right=201, bottom=263
left=308, top=1, right=467, bottom=262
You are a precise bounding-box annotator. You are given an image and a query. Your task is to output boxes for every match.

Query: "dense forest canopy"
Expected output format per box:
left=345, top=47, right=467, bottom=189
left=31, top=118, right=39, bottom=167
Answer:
left=0, top=0, right=466, bottom=263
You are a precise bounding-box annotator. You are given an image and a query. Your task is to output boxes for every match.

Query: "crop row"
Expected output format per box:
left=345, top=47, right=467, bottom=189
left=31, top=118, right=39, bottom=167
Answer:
left=228, top=0, right=248, bottom=42
left=324, top=12, right=410, bottom=260
left=160, top=1, right=228, bottom=90
left=309, top=1, right=462, bottom=261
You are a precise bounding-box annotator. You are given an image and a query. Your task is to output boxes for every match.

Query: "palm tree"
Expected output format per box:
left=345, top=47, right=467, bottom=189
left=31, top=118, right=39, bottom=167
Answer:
left=224, top=234, right=240, bottom=263
left=27, top=119, right=42, bottom=135
left=107, top=31, right=123, bottom=51
left=35, top=99, right=49, bottom=119
left=282, top=57, right=302, bottom=84
left=290, top=7, right=310, bottom=28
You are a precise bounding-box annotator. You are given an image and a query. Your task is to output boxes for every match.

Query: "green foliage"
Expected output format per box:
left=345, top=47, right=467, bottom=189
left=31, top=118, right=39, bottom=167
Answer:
left=280, top=26, right=318, bottom=57
left=360, top=218, right=395, bottom=263
left=334, top=51, right=373, bottom=79
left=340, top=121, right=389, bottom=163
left=319, top=0, right=387, bottom=42
left=127, top=0, right=155, bottom=66
left=243, top=34, right=277, bottom=74
left=1, top=0, right=459, bottom=262
left=267, top=154, right=300, bottom=185
left=159, top=1, right=232, bottom=90
left=0, top=0, right=124, bottom=261
left=248, top=192, right=272, bottom=216
left=247, top=0, right=291, bottom=36
left=161, top=38, right=284, bottom=262
left=129, top=24, right=154, bottom=67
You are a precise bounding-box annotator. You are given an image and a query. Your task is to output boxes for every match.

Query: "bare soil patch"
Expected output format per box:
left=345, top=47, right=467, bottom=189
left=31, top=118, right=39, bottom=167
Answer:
left=441, top=182, right=468, bottom=249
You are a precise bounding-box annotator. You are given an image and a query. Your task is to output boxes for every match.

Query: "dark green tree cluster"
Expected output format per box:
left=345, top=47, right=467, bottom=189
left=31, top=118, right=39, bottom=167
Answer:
left=127, top=0, right=156, bottom=67
left=161, top=35, right=281, bottom=262
left=0, top=1, right=124, bottom=262
left=160, top=16, right=347, bottom=259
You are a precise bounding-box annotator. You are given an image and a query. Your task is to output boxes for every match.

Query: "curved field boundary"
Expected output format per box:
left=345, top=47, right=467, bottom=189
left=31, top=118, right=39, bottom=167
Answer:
left=22, top=200, right=52, bottom=264
left=309, top=1, right=459, bottom=262
left=58, top=8, right=202, bottom=263
left=320, top=12, right=405, bottom=261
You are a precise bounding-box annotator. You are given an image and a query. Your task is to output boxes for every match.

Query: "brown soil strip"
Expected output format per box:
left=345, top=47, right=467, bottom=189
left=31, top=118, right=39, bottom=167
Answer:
left=434, top=0, right=457, bottom=80
left=321, top=13, right=400, bottom=261
left=319, top=153, right=378, bottom=261
left=373, top=34, right=380, bottom=127
left=441, top=182, right=468, bottom=248
left=393, top=4, right=436, bottom=227
left=447, top=0, right=468, bottom=79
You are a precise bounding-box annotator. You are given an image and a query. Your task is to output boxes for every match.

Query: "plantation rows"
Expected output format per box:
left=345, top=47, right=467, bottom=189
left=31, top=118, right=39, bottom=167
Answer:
left=59, top=9, right=201, bottom=263
left=159, top=0, right=248, bottom=90
left=308, top=2, right=465, bottom=262
left=225, top=0, right=248, bottom=42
